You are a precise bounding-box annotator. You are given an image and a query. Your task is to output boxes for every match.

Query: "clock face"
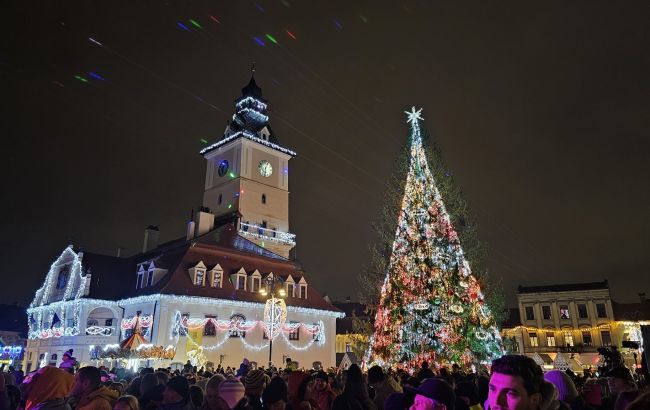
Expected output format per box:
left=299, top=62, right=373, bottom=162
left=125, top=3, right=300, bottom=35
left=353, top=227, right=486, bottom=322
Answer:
left=258, top=160, right=273, bottom=177
left=218, top=160, right=229, bottom=177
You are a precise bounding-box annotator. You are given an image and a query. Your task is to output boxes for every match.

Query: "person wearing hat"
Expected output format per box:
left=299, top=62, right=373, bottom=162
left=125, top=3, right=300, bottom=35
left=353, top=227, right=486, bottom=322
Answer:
left=367, top=366, right=400, bottom=410
left=219, top=378, right=249, bottom=409
left=244, top=369, right=266, bottom=410
left=59, top=349, right=77, bottom=374
left=161, top=375, right=194, bottom=409
left=311, top=370, right=337, bottom=410
left=409, top=378, right=455, bottom=410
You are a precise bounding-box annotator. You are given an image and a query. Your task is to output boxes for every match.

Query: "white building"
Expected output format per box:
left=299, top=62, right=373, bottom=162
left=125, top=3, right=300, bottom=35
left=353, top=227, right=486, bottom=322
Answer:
left=24, top=73, right=343, bottom=373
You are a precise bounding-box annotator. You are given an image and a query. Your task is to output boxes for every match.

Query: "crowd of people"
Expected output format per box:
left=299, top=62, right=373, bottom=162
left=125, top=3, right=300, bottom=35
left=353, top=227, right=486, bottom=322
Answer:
left=0, top=354, right=648, bottom=410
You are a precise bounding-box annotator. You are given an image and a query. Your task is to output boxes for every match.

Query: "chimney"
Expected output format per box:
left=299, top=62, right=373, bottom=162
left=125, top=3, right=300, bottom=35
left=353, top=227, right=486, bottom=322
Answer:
left=196, top=208, right=215, bottom=236
left=186, top=221, right=196, bottom=240
left=640, top=292, right=647, bottom=303
left=142, top=225, right=160, bottom=253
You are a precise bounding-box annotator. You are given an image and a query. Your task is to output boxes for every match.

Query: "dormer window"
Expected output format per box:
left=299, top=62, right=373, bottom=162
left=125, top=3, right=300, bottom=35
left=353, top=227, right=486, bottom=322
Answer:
left=194, top=269, right=205, bottom=286
left=189, top=261, right=207, bottom=286
left=136, top=266, right=145, bottom=289
left=297, top=277, right=308, bottom=299
left=231, top=268, right=247, bottom=290
left=147, top=266, right=155, bottom=287
left=250, top=270, right=262, bottom=293
left=284, top=276, right=295, bottom=298
left=56, top=268, right=69, bottom=290
left=211, top=265, right=223, bottom=288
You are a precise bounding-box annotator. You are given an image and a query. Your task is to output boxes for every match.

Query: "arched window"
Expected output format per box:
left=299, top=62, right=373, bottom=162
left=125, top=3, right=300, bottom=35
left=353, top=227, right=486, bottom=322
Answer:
left=261, top=194, right=266, bottom=204
left=56, top=268, right=69, bottom=290
left=229, top=314, right=247, bottom=338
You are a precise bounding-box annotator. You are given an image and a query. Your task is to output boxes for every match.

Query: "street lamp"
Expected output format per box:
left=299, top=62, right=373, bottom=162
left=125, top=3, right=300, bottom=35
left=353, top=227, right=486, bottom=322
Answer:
left=260, top=276, right=287, bottom=369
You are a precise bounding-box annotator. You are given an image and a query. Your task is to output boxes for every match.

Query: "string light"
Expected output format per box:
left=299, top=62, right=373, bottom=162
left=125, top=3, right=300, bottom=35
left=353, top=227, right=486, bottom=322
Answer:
left=200, top=131, right=296, bottom=157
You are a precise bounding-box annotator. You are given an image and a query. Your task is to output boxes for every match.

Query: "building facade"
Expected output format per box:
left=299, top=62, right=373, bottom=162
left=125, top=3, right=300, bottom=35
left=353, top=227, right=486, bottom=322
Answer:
left=501, top=281, right=649, bottom=372
left=24, top=73, right=343, bottom=373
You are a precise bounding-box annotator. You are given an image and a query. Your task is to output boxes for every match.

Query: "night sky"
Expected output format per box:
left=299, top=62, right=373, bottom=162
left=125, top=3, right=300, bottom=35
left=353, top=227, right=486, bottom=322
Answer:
left=1, top=1, right=649, bottom=307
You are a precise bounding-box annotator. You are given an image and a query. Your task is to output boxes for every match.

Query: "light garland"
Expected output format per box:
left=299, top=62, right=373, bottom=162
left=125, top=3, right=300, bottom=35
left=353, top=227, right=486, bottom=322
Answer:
left=504, top=321, right=650, bottom=335
left=239, top=222, right=296, bottom=246
left=200, top=131, right=297, bottom=157
left=234, top=108, right=269, bottom=123
left=85, top=326, right=114, bottom=336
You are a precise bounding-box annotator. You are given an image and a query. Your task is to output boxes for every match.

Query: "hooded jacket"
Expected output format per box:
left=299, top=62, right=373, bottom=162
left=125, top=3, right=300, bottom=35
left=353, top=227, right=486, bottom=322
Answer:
left=75, top=386, right=119, bottom=410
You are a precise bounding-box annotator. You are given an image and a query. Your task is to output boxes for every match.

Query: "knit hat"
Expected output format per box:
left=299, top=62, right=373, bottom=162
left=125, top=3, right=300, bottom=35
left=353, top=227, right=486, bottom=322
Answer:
left=63, top=349, right=73, bottom=358
left=313, top=371, right=328, bottom=382
left=544, top=370, right=578, bottom=402
left=219, top=379, right=245, bottom=409
left=166, top=376, right=190, bottom=402
left=244, top=369, right=266, bottom=394
left=411, top=378, right=455, bottom=410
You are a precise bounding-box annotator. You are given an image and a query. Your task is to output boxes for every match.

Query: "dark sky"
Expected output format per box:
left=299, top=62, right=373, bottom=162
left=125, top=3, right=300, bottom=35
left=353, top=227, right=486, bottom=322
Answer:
left=1, top=1, right=649, bottom=307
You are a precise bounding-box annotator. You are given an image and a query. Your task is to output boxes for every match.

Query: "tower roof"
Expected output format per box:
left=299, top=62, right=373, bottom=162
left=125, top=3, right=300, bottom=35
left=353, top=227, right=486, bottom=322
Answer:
left=240, top=74, right=264, bottom=101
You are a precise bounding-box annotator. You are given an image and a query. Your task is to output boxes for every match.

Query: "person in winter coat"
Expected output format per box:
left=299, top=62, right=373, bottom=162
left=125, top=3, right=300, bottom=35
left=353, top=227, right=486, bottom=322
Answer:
left=367, top=367, right=400, bottom=410
left=544, top=370, right=593, bottom=410
left=159, top=376, right=195, bottom=410
left=140, top=373, right=165, bottom=410
left=22, top=366, right=74, bottom=410
left=331, top=365, right=376, bottom=410
left=218, top=379, right=252, bottom=410
left=70, top=366, right=119, bottom=410
left=311, top=371, right=337, bottom=410
left=58, top=350, right=77, bottom=374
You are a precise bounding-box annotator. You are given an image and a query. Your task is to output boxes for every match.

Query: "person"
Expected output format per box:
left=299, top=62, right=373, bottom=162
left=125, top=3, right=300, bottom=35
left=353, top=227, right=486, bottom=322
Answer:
left=22, top=366, right=74, bottom=410
left=606, top=366, right=638, bottom=410
left=202, top=374, right=227, bottom=410
left=487, top=355, right=544, bottom=410
left=311, top=371, right=337, bottom=410
left=537, top=381, right=559, bottom=410
left=70, top=366, right=119, bottom=410
left=409, top=378, right=455, bottom=410
left=454, top=381, right=481, bottom=410
left=543, top=370, right=591, bottom=410
left=626, top=390, right=650, bottom=410
left=59, top=350, right=77, bottom=374
left=332, top=364, right=376, bottom=410
left=417, top=363, right=435, bottom=383
left=367, top=366, right=400, bottom=410
left=262, top=376, right=288, bottom=410
left=190, top=385, right=204, bottom=408
left=184, top=362, right=193, bottom=374
left=140, top=373, right=164, bottom=410
left=114, top=395, right=140, bottom=410
left=218, top=379, right=250, bottom=410
left=244, top=369, right=266, bottom=410
left=160, top=376, right=194, bottom=409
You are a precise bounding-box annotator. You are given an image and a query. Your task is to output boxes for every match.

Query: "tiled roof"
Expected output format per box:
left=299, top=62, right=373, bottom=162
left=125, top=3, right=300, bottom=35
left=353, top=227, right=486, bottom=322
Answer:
left=81, top=223, right=340, bottom=313
left=518, top=280, right=609, bottom=294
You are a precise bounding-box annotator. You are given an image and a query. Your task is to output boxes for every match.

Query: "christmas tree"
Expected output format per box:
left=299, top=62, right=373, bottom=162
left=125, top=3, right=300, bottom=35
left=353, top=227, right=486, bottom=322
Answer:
left=369, top=107, right=502, bottom=368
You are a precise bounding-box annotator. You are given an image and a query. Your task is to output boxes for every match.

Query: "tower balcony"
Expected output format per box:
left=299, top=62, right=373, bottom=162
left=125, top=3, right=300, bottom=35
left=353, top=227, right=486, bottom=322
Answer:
left=238, top=221, right=296, bottom=247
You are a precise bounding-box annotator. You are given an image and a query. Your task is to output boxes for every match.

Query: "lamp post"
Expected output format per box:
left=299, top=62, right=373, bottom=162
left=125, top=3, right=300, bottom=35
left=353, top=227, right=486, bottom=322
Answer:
left=260, top=276, right=286, bottom=369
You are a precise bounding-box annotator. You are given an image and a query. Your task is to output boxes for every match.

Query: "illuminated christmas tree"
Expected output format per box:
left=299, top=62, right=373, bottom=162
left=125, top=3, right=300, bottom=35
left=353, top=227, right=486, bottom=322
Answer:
left=369, top=107, right=502, bottom=368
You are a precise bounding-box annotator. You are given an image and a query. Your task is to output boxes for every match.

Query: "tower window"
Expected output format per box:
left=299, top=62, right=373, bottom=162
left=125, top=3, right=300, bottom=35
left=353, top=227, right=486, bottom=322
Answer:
left=262, top=194, right=266, bottom=204
left=218, top=193, right=222, bottom=205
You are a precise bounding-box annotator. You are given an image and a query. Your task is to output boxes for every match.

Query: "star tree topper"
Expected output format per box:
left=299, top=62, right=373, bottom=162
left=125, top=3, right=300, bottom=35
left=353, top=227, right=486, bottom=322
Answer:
left=405, top=106, right=424, bottom=125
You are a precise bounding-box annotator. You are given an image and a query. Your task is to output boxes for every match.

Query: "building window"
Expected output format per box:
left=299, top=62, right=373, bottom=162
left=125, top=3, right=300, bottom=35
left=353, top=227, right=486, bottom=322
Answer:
left=289, top=321, right=299, bottom=341
left=564, top=331, right=574, bottom=347
left=136, top=273, right=144, bottom=289
left=212, top=271, right=222, bottom=288
left=559, top=305, right=570, bottom=320
left=299, top=284, right=307, bottom=299
left=180, top=313, right=190, bottom=336
left=313, top=323, right=321, bottom=341
left=345, top=341, right=351, bottom=352
left=596, top=303, right=607, bottom=318
left=601, top=330, right=612, bottom=346
left=542, top=306, right=552, bottom=320
left=147, top=270, right=154, bottom=287
left=87, top=319, right=99, bottom=327
left=194, top=269, right=205, bottom=286
left=582, top=331, right=592, bottom=346
left=56, top=268, right=69, bottom=290
left=218, top=193, right=222, bottom=205
left=49, top=354, right=58, bottom=366
left=105, top=319, right=113, bottom=327
left=251, top=277, right=261, bottom=293
left=525, top=306, right=535, bottom=321
left=237, top=275, right=246, bottom=290
left=529, top=332, right=539, bottom=347
left=577, top=304, right=588, bottom=319
left=546, top=332, right=556, bottom=347
left=262, top=194, right=266, bottom=204
left=229, top=314, right=246, bottom=338
left=204, top=315, right=216, bottom=337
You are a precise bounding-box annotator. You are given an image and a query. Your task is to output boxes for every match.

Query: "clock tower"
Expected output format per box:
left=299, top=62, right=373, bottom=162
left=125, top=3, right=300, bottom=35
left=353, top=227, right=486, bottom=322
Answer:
left=200, top=72, right=296, bottom=258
